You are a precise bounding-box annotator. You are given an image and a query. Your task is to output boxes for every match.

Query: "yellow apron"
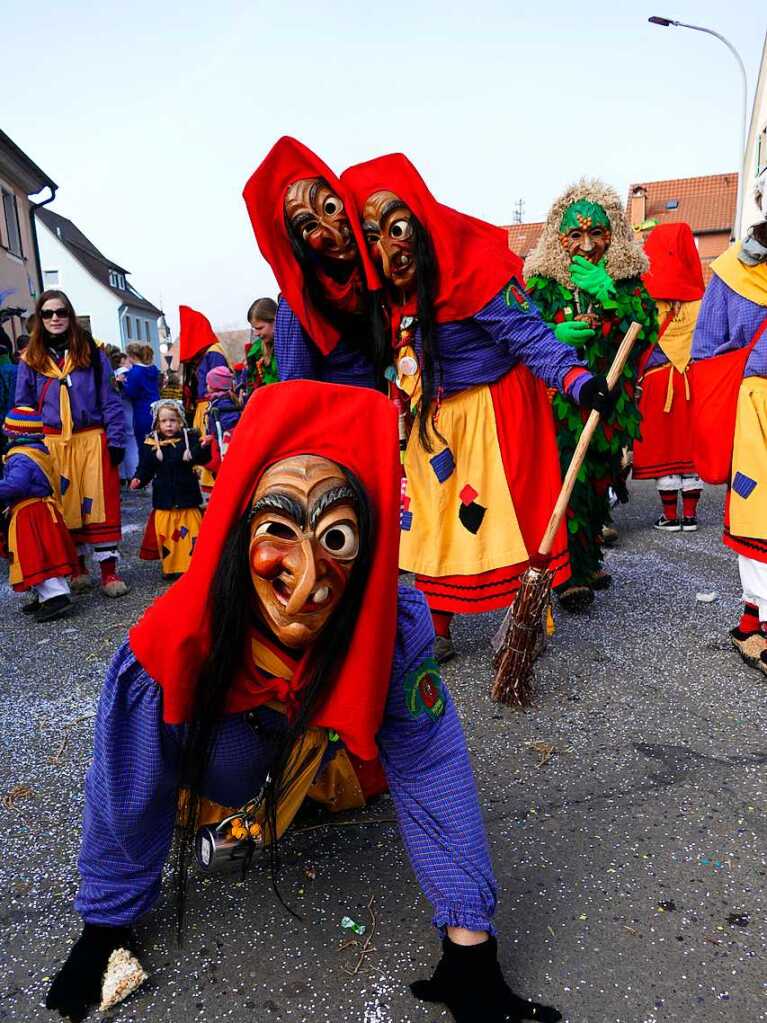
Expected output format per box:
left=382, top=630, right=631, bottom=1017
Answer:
left=44, top=428, right=106, bottom=531
left=400, top=383, right=528, bottom=577
left=151, top=507, right=202, bottom=575
left=730, top=376, right=767, bottom=540
left=192, top=400, right=215, bottom=490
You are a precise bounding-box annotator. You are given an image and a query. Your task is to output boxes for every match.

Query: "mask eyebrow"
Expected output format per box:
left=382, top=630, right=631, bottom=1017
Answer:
left=362, top=219, right=380, bottom=234
left=381, top=198, right=409, bottom=224
left=309, top=485, right=358, bottom=530
left=250, top=492, right=307, bottom=528
left=289, top=211, right=318, bottom=233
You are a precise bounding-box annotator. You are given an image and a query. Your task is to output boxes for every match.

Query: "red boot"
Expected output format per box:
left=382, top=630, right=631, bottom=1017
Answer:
left=99, top=557, right=129, bottom=598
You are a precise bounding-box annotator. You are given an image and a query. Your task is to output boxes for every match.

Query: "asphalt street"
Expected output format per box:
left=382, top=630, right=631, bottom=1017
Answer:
left=0, top=480, right=765, bottom=1023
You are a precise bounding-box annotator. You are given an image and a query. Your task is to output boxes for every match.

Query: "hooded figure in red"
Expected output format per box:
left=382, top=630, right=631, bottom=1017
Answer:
left=634, top=223, right=706, bottom=530
left=242, top=137, right=384, bottom=388
left=340, top=153, right=610, bottom=661
left=45, top=379, right=563, bottom=1023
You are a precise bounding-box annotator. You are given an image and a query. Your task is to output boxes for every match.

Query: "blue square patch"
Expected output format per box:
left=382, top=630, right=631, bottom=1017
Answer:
left=401, top=510, right=413, bottom=531
left=429, top=448, right=455, bottom=484
left=733, top=472, right=757, bottom=500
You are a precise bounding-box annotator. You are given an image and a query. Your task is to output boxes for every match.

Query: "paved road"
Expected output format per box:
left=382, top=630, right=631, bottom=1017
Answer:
left=1, top=481, right=765, bottom=1023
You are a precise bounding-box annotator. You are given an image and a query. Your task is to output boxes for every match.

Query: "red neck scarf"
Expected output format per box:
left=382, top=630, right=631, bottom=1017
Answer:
left=642, top=222, right=705, bottom=302
left=179, top=305, right=219, bottom=363
left=341, top=153, right=523, bottom=324
left=242, top=137, right=380, bottom=356
left=129, top=380, right=401, bottom=761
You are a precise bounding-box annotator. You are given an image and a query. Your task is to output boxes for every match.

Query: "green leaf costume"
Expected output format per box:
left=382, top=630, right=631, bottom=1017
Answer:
left=523, top=181, right=658, bottom=588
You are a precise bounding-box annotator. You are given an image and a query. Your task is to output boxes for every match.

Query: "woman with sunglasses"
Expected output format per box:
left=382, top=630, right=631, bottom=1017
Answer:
left=15, top=290, right=129, bottom=596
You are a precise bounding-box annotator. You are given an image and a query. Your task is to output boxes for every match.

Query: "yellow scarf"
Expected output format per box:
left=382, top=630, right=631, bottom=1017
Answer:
left=35, top=352, right=78, bottom=442
left=711, top=244, right=767, bottom=306
left=655, top=300, right=701, bottom=374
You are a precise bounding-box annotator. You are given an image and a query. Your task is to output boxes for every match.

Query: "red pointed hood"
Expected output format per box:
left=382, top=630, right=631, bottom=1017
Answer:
left=642, top=222, right=705, bottom=302
left=178, top=305, right=219, bottom=363
left=129, top=380, right=401, bottom=760
left=341, top=153, right=523, bottom=322
left=243, top=136, right=380, bottom=356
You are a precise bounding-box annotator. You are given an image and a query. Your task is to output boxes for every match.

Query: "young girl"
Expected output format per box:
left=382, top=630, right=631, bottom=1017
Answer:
left=0, top=406, right=78, bottom=621
left=131, top=401, right=211, bottom=579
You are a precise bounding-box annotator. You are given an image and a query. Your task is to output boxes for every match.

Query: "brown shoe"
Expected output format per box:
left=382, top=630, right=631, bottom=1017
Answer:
left=601, top=526, right=619, bottom=546
left=70, top=573, right=93, bottom=593
left=730, top=629, right=767, bottom=668
left=558, top=584, right=594, bottom=613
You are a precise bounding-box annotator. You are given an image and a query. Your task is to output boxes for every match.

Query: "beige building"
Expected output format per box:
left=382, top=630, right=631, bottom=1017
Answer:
left=740, top=30, right=767, bottom=235
left=0, top=129, right=57, bottom=341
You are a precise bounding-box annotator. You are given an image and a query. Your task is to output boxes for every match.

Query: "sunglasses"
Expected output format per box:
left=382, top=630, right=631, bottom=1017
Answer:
left=40, top=308, right=69, bottom=320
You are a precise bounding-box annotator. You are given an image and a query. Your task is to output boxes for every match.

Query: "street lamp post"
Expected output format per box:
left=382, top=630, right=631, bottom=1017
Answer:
left=649, top=16, right=748, bottom=240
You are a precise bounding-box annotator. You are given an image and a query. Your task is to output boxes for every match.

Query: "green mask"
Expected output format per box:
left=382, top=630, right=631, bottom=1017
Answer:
left=559, top=200, right=610, bottom=234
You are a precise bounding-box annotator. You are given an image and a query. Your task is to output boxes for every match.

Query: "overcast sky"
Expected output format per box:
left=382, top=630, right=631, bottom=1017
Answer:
left=6, top=1, right=765, bottom=335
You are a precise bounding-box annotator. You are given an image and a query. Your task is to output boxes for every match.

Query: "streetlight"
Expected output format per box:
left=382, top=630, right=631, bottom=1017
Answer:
left=159, top=341, right=173, bottom=370
left=649, top=16, right=748, bottom=240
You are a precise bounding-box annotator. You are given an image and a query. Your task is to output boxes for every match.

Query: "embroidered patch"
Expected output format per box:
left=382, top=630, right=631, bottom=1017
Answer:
left=459, top=501, right=486, bottom=534
left=504, top=277, right=531, bottom=313
left=459, top=483, right=478, bottom=505
left=81, top=496, right=93, bottom=516
left=430, top=448, right=456, bottom=483
left=404, top=658, right=446, bottom=721
left=161, top=544, right=171, bottom=559
left=179, top=525, right=189, bottom=539
left=401, top=510, right=413, bottom=531
left=60, top=475, right=70, bottom=495
left=732, top=472, right=757, bottom=499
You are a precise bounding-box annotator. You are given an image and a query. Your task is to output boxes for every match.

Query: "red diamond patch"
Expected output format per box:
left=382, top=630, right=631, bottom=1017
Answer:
left=459, top=484, right=478, bottom=505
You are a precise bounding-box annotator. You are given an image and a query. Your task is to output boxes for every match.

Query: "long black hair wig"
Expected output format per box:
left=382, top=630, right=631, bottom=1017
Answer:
left=408, top=215, right=444, bottom=452
left=172, top=464, right=373, bottom=941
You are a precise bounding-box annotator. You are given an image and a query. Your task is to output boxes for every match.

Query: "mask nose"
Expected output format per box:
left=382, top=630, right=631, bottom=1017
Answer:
left=580, top=233, right=594, bottom=253
left=379, top=240, right=393, bottom=278
left=285, top=538, right=317, bottom=615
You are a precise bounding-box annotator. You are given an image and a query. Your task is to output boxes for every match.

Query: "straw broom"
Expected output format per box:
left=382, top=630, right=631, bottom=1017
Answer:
left=491, top=321, right=642, bottom=707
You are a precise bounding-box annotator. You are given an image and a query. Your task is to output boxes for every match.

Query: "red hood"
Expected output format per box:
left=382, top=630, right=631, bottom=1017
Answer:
left=341, top=152, right=523, bottom=322
left=129, top=380, right=401, bottom=760
left=243, top=136, right=380, bottom=356
left=642, top=222, right=705, bottom=302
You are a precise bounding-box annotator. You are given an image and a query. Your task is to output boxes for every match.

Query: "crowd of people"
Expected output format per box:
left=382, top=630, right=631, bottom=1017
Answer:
left=0, top=135, right=764, bottom=1022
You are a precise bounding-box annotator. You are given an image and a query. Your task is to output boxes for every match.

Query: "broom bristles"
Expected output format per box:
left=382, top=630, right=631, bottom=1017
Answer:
left=491, top=565, right=553, bottom=707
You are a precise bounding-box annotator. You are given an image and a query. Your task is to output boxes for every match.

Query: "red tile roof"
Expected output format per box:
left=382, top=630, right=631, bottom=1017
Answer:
left=626, top=173, right=737, bottom=234
left=505, top=222, right=544, bottom=258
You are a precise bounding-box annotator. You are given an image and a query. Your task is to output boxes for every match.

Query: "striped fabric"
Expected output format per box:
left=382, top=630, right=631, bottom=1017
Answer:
left=692, top=275, right=767, bottom=378
left=3, top=405, right=43, bottom=436
left=75, top=585, right=497, bottom=934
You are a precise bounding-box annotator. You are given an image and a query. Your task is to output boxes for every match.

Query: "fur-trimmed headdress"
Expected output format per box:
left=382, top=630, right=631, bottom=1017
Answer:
left=524, top=177, right=648, bottom=287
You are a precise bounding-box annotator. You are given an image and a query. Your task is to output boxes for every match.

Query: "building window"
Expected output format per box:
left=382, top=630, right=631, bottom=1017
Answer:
left=136, top=318, right=143, bottom=340
left=145, top=320, right=152, bottom=341
left=757, top=126, right=767, bottom=176
left=108, top=269, right=126, bottom=290
left=43, top=269, right=59, bottom=287
left=125, top=316, right=132, bottom=339
left=2, top=188, right=23, bottom=258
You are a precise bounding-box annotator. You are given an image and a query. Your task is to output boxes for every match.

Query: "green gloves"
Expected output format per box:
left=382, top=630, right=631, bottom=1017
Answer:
left=551, top=320, right=596, bottom=345
left=569, top=255, right=617, bottom=306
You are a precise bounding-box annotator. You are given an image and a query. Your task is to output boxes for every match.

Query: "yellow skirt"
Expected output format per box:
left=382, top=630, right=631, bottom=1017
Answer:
left=730, top=376, right=767, bottom=540
left=400, top=384, right=528, bottom=577
left=44, top=428, right=106, bottom=531
left=140, top=507, right=202, bottom=575
left=192, top=400, right=216, bottom=491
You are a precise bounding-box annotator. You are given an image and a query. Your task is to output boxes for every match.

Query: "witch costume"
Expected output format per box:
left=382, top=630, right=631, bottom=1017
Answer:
left=523, top=178, right=658, bottom=609
left=632, top=222, right=705, bottom=530
left=45, top=381, right=562, bottom=1023
left=342, top=154, right=612, bottom=659
left=243, top=136, right=382, bottom=389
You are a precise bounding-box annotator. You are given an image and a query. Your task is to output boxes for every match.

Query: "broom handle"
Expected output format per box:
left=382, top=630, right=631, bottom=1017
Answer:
left=538, top=321, right=642, bottom=558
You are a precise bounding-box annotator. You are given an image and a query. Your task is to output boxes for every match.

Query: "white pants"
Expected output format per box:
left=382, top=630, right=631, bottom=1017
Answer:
left=739, top=554, right=767, bottom=621
left=656, top=474, right=702, bottom=492
left=35, top=576, right=71, bottom=601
